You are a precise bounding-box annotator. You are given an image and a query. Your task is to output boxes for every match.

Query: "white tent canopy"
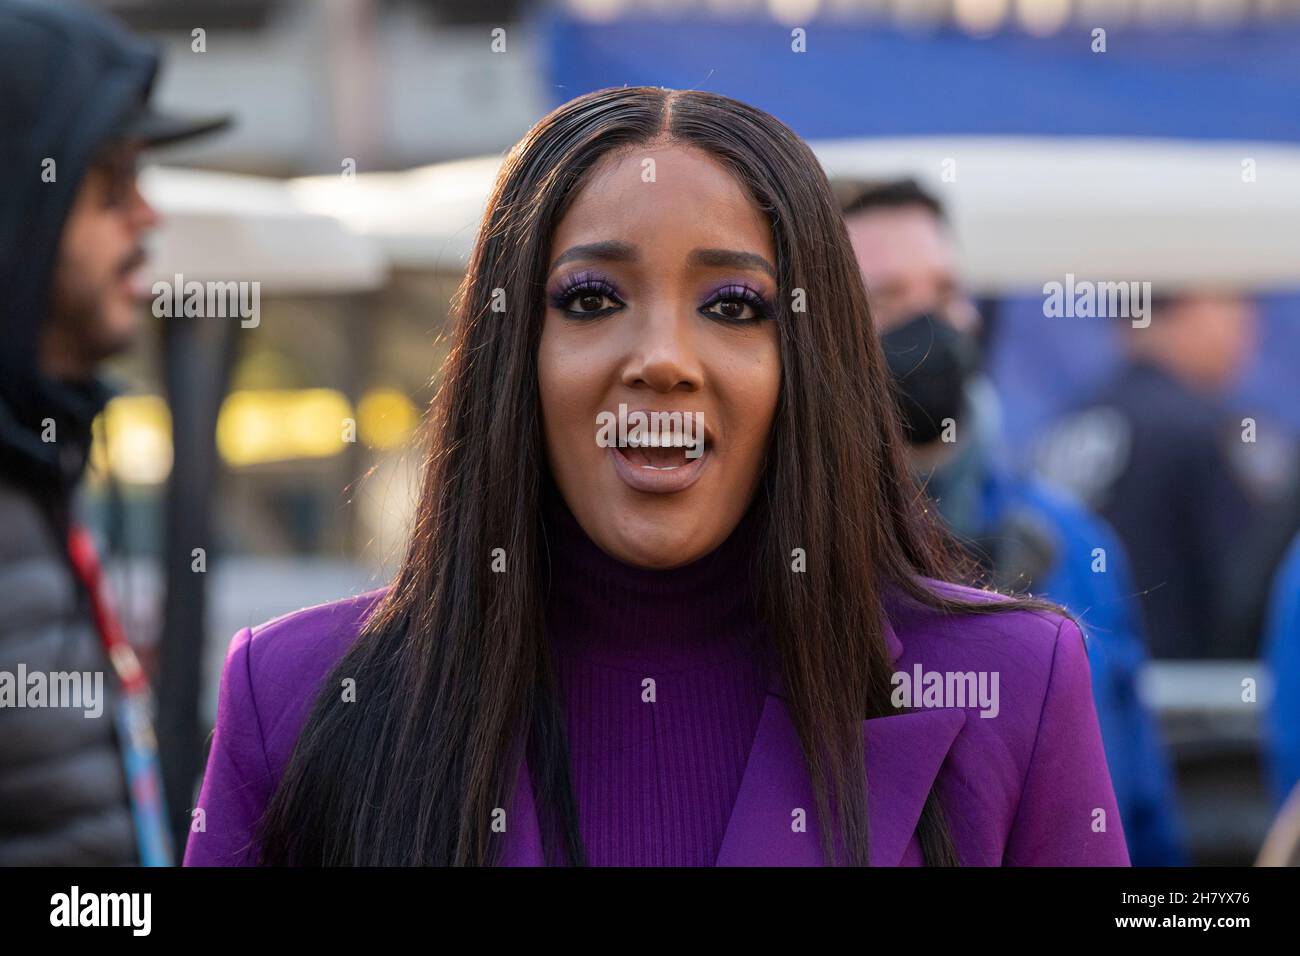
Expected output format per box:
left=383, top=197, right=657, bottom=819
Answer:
left=290, top=157, right=501, bottom=273
left=141, top=167, right=388, bottom=294
left=815, top=137, right=1300, bottom=292
left=290, top=138, right=1300, bottom=292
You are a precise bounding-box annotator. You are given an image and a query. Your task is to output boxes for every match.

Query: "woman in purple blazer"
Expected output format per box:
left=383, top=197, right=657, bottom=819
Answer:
left=185, top=87, right=1129, bottom=867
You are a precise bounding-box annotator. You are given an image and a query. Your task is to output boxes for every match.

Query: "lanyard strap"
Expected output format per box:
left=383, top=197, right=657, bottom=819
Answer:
left=66, top=525, right=147, bottom=693
left=64, top=525, right=174, bottom=867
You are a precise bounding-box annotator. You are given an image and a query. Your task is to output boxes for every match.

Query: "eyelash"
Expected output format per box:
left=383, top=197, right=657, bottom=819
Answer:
left=549, top=276, right=771, bottom=325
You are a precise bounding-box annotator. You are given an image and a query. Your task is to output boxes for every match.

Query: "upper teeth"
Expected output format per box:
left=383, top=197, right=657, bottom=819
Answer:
left=624, top=434, right=702, bottom=448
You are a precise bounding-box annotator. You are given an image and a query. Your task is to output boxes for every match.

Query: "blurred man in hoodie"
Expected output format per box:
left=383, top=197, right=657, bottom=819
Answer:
left=0, top=0, right=227, bottom=864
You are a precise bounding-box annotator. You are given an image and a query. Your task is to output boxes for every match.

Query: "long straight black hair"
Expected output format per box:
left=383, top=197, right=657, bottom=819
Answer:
left=257, top=87, right=1056, bottom=866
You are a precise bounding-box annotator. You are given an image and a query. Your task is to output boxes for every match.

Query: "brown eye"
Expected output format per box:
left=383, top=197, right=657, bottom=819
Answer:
left=700, top=284, right=769, bottom=324
left=550, top=277, right=623, bottom=318
left=703, top=297, right=759, bottom=322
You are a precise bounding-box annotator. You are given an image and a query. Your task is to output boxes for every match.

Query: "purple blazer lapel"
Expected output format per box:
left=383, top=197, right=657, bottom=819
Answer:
left=497, top=613, right=966, bottom=867
left=717, top=612, right=968, bottom=866
left=713, top=691, right=966, bottom=866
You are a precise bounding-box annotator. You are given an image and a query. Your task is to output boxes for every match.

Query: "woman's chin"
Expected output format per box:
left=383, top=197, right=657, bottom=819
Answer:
left=599, top=513, right=721, bottom=571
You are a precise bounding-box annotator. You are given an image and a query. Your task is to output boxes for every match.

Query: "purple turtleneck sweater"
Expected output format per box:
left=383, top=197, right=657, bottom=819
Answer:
left=541, top=496, right=771, bottom=867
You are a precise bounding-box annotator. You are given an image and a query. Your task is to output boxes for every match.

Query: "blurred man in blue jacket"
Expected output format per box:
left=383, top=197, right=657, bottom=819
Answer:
left=1264, top=533, right=1300, bottom=810
left=839, top=178, right=1187, bottom=865
left=1033, top=295, right=1290, bottom=660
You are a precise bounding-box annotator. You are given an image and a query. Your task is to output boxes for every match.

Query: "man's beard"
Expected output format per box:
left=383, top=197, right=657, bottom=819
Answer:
left=47, top=245, right=146, bottom=375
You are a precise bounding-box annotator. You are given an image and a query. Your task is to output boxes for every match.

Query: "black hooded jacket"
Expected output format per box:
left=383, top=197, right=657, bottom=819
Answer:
left=0, top=0, right=159, bottom=495
left=0, top=0, right=162, bottom=865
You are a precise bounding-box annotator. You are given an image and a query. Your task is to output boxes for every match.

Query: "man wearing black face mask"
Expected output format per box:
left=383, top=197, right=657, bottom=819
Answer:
left=841, top=178, right=1187, bottom=866
left=878, top=312, right=986, bottom=530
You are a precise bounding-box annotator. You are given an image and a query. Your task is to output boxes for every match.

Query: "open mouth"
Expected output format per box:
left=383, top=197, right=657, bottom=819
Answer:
left=607, top=422, right=713, bottom=494
left=617, top=433, right=707, bottom=470
left=598, top=406, right=714, bottom=493
left=119, top=249, right=148, bottom=298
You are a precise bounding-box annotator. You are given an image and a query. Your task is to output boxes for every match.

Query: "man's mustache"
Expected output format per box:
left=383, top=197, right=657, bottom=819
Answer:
left=117, top=245, right=147, bottom=277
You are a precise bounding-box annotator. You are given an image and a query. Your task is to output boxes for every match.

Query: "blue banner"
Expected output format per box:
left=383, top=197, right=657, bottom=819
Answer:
left=540, top=12, right=1300, bottom=143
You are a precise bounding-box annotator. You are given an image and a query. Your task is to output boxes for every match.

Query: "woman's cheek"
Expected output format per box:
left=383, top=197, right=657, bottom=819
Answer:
left=538, top=324, right=608, bottom=483
left=737, top=334, right=782, bottom=454
left=536, top=326, right=574, bottom=471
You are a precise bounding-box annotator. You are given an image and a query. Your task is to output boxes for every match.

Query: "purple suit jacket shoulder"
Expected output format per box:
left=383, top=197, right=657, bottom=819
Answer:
left=183, top=589, right=387, bottom=867
left=183, top=582, right=1129, bottom=867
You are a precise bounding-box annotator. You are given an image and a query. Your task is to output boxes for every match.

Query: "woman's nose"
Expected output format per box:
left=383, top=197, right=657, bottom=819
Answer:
left=619, top=304, right=704, bottom=393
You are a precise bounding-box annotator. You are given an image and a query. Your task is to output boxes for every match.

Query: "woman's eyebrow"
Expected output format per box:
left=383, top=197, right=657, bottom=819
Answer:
left=688, top=248, right=777, bottom=279
left=548, top=240, right=638, bottom=275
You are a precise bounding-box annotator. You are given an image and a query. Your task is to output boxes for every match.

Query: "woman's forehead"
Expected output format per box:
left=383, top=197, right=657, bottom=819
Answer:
left=550, top=144, right=773, bottom=259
